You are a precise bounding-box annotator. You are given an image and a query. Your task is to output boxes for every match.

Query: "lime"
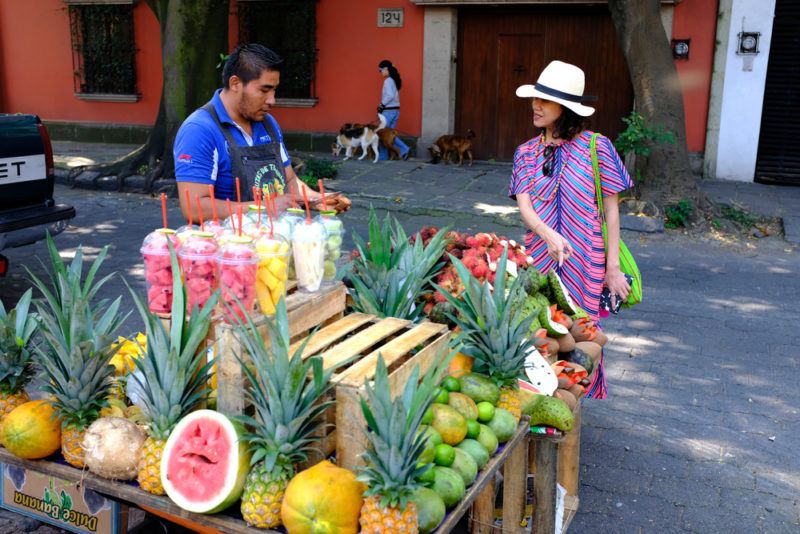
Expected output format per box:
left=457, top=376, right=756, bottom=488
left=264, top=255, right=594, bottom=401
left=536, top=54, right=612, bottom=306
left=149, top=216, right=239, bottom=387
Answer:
left=433, top=443, right=455, bottom=467
left=476, top=401, right=495, bottom=423
left=442, top=376, right=461, bottom=393
left=422, top=407, right=434, bottom=425
left=465, top=419, right=481, bottom=439
left=434, top=388, right=450, bottom=404
left=417, top=463, right=436, bottom=485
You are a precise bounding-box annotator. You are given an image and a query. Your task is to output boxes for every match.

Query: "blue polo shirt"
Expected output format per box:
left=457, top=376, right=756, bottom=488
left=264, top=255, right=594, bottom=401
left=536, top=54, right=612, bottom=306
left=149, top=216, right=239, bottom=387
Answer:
left=173, top=89, right=291, bottom=200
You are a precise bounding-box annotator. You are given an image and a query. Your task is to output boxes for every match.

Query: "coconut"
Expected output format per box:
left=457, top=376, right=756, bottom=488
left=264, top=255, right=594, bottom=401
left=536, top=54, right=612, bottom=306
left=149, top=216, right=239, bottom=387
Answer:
left=556, top=332, right=576, bottom=353
left=575, top=341, right=603, bottom=365
left=554, top=389, right=578, bottom=411
left=82, top=417, right=146, bottom=480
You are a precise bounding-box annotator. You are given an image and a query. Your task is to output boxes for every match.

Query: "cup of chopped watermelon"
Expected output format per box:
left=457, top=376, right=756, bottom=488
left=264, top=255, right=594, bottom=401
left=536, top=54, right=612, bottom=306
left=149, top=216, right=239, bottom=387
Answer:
left=217, top=236, right=259, bottom=324
left=141, top=228, right=180, bottom=314
left=178, top=231, right=219, bottom=315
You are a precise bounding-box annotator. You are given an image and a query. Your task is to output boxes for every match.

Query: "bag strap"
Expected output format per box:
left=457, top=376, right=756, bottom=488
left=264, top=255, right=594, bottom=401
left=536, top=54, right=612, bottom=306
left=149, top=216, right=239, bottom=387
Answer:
left=590, top=133, right=609, bottom=244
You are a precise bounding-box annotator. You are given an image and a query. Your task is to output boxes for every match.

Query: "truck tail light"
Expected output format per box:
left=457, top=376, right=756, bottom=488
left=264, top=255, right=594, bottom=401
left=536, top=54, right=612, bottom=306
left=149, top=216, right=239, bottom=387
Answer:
left=37, top=122, right=55, bottom=177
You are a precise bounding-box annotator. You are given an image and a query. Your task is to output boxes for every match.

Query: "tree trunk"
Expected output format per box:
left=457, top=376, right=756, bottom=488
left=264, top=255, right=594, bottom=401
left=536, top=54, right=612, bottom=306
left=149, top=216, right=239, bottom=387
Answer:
left=86, top=0, right=229, bottom=190
left=608, top=0, right=713, bottom=216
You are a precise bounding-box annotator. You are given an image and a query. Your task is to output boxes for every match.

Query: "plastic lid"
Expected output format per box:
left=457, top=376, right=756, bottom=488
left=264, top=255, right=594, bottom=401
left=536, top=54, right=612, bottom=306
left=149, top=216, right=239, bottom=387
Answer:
left=286, top=208, right=305, bottom=215
left=319, top=210, right=337, bottom=216
left=190, top=230, right=215, bottom=238
left=227, top=235, right=254, bottom=244
left=292, top=220, right=327, bottom=242
left=248, top=204, right=264, bottom=212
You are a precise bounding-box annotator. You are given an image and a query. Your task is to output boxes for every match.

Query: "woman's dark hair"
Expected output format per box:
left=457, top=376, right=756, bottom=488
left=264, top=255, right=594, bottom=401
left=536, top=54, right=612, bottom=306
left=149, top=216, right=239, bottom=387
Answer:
left=223, top=44, right=283, bottom=89
left=378, top=59, right=402, bottom=90
left=551, top=106, right=588, bottom=141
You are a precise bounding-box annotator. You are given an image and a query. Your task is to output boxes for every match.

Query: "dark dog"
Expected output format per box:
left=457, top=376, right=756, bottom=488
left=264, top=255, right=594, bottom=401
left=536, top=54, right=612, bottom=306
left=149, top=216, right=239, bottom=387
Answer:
left=429, top=129, right=476, bottom=166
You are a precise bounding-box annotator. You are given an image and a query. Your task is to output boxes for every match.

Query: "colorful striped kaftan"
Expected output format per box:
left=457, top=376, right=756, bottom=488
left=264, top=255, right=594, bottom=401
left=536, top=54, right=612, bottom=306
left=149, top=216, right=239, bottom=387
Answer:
left=509, top=131, right=633, bottom=398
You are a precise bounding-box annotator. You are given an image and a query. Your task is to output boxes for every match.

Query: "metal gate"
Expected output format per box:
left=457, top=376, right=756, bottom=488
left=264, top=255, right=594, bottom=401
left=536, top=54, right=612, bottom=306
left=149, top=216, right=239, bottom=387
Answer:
left=755, top=0, right=800, bottom=184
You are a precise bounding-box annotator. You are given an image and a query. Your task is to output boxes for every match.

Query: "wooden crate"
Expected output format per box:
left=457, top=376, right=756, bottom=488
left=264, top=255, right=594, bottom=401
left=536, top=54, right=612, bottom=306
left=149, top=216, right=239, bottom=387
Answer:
left=213, top=281, right=347, bottom=417
left=325, top=316, right=451, bottom=471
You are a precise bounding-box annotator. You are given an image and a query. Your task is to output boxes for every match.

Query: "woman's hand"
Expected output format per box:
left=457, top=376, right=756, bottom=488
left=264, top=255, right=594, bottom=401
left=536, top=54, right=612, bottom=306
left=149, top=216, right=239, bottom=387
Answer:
left=604, top=267, right=630, bottom=307
left=539, top=225, right=573, bottom=266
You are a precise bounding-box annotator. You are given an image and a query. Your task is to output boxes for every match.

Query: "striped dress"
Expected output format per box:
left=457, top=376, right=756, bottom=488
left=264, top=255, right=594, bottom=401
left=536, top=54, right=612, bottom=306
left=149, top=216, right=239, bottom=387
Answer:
left=509, top=131, right=632, bottom=399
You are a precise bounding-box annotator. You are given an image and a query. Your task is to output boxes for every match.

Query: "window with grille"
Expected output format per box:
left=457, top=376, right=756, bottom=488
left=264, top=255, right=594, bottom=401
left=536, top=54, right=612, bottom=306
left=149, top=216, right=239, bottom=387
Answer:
left=237, top=0, right=318, bottom=103
left=68, top=1, right=138, bottom=100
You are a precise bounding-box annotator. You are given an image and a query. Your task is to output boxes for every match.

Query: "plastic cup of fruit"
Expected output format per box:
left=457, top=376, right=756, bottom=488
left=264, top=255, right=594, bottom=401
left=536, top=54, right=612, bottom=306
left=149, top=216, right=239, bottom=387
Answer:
left=141, top=228, right=179, bottom=314
left=203, top=220, right=225, bottom=241
left=292, top=219, right=327, bottom=292
left=255, top=234, right=291, bottom=316
left=175, top=224, right=199, bottom=245
left=315, top=210, right=344, bottom=281
left=178, top=231, right=219, bottom=315
left=217, top=236, right=259, bottom=324
left=279, top=208, right=304, bottom=279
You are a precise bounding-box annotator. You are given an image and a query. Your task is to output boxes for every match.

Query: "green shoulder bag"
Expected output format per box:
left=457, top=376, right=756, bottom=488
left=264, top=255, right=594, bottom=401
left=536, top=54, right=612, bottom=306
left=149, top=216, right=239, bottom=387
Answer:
left=590, top=133, right=642, bottom=307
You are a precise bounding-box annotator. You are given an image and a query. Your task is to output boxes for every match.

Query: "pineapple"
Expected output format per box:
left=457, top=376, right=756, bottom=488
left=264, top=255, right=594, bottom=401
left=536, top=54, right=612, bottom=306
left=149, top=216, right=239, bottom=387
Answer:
left=28, top=236, right=126, bottom=468
left=125, top=247, right=218, bottom=495
left=357, top=351, right=452, bottom=533
left=433, top=248, right=535, bottom=422
left=346, top=207, right=450, bottom=320
left=0, top=288, right=38, bottom=420
left=232, top=298, right=337, bottom=529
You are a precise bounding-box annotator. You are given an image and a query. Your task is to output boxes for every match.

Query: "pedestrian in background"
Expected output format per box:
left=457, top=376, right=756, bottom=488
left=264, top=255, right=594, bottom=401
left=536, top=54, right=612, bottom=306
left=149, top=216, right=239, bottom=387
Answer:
left=377, top=59, right=410, bottom=160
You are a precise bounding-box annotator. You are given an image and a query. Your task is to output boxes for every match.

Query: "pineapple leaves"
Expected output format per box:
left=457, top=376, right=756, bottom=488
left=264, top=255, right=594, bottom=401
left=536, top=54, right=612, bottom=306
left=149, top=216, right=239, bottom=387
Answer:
left=344, top=206, right=451, bottom=321
left=357, top=343, right=455, bottom=508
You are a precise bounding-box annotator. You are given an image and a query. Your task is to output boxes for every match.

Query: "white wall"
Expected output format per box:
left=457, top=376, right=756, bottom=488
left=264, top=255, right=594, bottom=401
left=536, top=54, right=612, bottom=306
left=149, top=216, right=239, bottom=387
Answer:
left=713, top=0, right=776, bottom=182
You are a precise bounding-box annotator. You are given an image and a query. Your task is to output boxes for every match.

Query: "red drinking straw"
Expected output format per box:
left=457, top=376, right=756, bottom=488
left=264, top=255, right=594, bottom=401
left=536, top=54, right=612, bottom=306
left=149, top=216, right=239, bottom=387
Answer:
left=226, top=199, right=235, bottom=233
left=238, top=203, right=243, bottom=237
left=270, top=187, right=278, bottom=218
left=208, top=185, right=218, bottom=223
left=266, top=188, right=274, bottom=238
left=301, top=186, right=312, bottom=224
left=235, top=177, right=242, bottom=205
left=290, top=184, right=297, bottom=208
left=317, top=179, right=328, bottom=211
left=184, top=188, right=192, bottom=224
left=196, top=195, right=204, bottom=230
left=161, top=193, right=168, bottom=229
left=256, top=189, right=262, bottom=228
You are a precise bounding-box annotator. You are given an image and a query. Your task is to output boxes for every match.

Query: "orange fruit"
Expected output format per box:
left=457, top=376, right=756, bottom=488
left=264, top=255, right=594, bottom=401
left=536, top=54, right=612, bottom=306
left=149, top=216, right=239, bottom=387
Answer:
left=448, top=352, right=473, bottom=378
left=281, top=460, right=365, bottom=534
left=1, top=400, right=61, bottom=459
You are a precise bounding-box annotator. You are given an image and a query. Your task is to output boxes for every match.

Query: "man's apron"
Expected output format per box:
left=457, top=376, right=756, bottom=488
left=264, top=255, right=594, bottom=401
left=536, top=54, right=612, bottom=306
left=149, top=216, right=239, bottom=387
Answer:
left=202, top=102, right=286, bottom=201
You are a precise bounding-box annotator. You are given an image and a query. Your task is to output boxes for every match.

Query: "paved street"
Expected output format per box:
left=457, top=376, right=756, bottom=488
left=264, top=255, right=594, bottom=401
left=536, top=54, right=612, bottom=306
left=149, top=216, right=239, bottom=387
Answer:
left=1, top=152, right=798, bottom=532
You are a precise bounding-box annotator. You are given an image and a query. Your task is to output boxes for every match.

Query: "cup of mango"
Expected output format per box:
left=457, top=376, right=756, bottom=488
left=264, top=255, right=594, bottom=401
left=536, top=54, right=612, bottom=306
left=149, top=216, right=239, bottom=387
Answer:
left=255, top=234, right=291, bottom=315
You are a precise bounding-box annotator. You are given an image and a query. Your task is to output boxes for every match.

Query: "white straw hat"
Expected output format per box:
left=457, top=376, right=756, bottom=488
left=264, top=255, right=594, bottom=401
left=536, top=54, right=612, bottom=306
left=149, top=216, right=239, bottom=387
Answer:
left=516, top=60, right=596, bottom=117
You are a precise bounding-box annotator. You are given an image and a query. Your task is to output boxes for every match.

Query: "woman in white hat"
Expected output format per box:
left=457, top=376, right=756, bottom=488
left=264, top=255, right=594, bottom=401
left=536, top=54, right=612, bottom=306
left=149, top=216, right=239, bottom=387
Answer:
left=509, top=60, right=633, bottom=399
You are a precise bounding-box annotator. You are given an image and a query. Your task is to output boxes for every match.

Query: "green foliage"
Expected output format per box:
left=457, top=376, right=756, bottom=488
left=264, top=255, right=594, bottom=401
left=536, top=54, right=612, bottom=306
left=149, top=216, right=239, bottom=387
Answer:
left=216, top=53, right=229, bottom=70
left=614, top=112, right=675, bottom=158
left=299, top=158, right=338, bottom=192
left=664, top=199, right=694, bottom=229
left=720, top=204, right=757, bottom=228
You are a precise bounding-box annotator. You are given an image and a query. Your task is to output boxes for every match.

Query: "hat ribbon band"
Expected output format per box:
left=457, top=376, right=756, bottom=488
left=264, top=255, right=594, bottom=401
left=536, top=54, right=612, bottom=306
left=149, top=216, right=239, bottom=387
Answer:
left=534, top=82, right=583, bottom=103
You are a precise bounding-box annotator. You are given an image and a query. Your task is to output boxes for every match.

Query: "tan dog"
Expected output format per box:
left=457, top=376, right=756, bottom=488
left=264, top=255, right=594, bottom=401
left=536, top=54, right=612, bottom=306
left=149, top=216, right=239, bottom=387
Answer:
left=378, top=128, right=402, bottom=160
left=429, top=129, right=476, bottom=166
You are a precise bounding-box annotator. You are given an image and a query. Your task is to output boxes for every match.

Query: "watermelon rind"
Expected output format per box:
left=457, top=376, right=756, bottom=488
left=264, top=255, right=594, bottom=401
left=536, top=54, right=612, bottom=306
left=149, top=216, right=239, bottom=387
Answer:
left=538, top=305, right=568, bottom=338
left=547, top=270, right=577, bottom=315
left=161, top=410, right=251, bottom=514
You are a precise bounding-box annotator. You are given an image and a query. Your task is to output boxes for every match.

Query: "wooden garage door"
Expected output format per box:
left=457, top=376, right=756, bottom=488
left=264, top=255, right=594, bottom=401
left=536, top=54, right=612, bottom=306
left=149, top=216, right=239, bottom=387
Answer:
left=456, top=6, right=634, bottom=160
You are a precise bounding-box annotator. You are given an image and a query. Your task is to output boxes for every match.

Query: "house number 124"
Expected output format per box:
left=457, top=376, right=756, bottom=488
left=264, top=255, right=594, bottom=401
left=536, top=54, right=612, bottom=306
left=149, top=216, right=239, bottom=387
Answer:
left=378, top=8, right=403, bottom=28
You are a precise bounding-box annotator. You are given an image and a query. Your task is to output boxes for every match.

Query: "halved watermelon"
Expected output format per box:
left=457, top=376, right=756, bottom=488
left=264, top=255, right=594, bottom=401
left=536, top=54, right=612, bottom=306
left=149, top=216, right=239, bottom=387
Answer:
left=161, top=410, right=250, bottom=514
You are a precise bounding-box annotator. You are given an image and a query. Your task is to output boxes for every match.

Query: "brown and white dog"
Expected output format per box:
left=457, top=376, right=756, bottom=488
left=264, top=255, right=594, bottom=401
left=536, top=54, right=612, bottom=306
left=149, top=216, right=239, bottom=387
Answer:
left=332, top=113, right=387, bottom=163
left=429, top=129, right=476, bottom=166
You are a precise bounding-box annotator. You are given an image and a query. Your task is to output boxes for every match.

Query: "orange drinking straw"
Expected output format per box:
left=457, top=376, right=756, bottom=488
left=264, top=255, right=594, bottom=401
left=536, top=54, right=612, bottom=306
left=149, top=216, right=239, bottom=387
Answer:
left=208, top=185, right=218, bottom=223
left=184, top=189, right=192, bottom=224
left=161, top=193, right=168, bottom=229
left=270, top=187, right=278, bottom=218
left=291, top=184, right=297, bottom=208
left=302, top=186, right=312, bottom=224
left=226, top=199, right=235, bottom=233
left=238, top=204, right=243, bottom=237
left=256, top=189, right=262, bottom=228
left=235, top=177, right=241, bottom=205
left=196, top=195, right=204, bottom=230
left=317, top=179, right=328, bottom=211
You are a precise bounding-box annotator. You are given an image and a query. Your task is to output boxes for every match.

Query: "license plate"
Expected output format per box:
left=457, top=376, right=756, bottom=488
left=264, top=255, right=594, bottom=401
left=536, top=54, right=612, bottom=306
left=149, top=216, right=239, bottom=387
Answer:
left=0, top=155, right=46, bottom=184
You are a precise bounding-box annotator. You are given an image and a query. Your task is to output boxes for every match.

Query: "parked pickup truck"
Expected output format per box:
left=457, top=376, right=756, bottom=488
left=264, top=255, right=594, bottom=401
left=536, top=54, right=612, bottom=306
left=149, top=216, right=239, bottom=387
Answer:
left=0, top=114, right=75, bottom=273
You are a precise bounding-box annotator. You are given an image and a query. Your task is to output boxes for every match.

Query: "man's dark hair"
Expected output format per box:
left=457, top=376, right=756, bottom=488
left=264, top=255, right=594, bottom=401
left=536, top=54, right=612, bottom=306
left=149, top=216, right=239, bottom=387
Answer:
left=552, top=106, right=588, bottom=141
left=222, top=44, right=283, bottom=89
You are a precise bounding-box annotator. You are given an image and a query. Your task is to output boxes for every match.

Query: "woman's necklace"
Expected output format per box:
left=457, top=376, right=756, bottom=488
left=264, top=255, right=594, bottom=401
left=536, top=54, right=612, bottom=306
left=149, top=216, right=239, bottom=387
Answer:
left=532, top=134, right=571, bottom=203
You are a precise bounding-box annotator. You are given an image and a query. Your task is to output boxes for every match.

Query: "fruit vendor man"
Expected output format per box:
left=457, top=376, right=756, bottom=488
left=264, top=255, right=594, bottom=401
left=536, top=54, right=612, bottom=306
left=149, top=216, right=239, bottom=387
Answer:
left=174, top=43, right=350, bottom=221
